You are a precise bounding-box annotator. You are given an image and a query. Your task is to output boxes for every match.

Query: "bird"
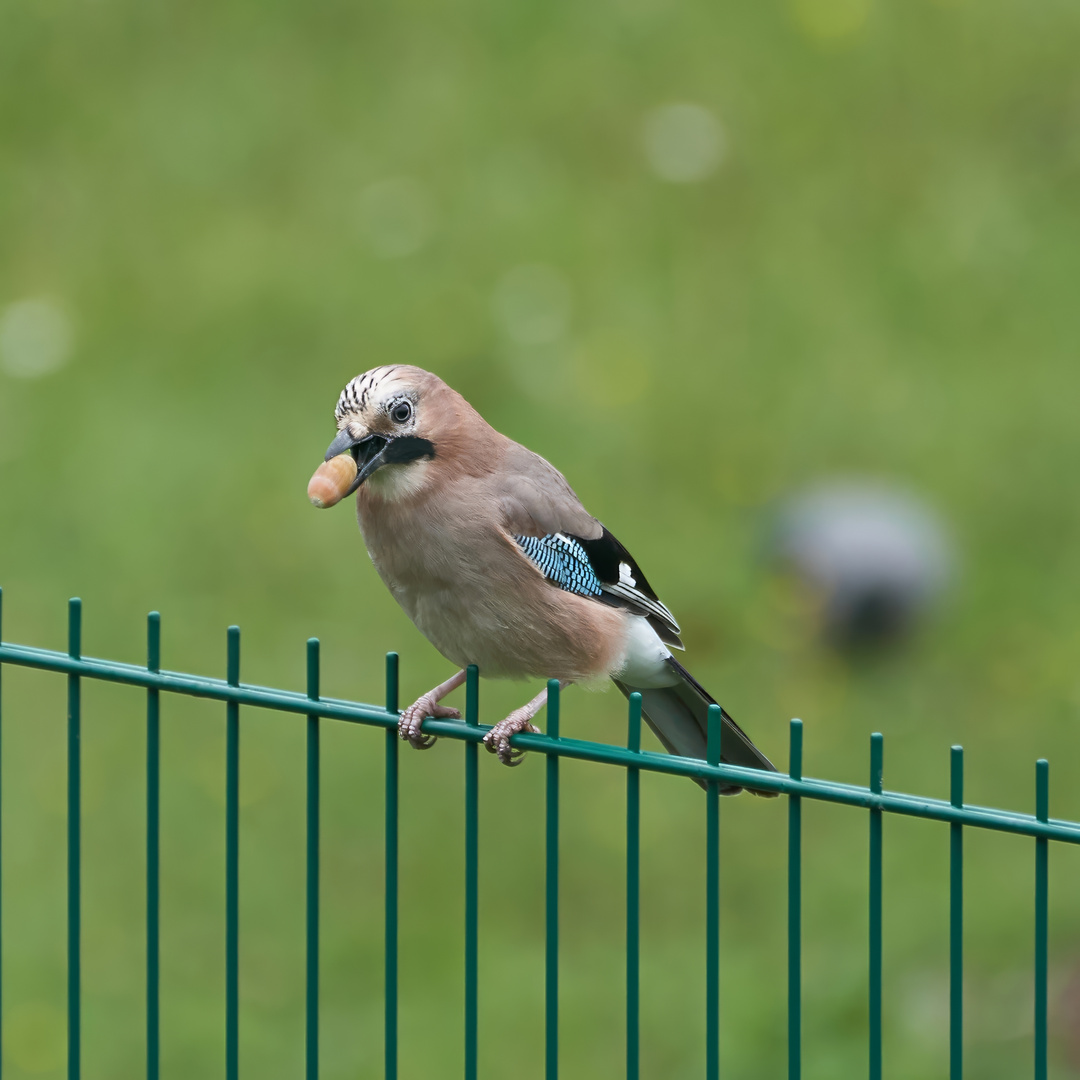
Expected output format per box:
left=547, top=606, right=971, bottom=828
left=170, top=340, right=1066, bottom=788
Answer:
left=311, top=365, right=777, bottom=795
left=768, top=481, right=953, bottom=651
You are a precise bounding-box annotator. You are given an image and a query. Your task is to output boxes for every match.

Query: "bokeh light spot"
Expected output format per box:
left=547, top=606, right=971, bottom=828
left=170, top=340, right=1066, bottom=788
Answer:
left=0, top=297, right=73, bottom=379
left=491, top=264, right=572, bottom=346
left=790, top=0, right=871, bottom=42
left=642, top=103, right=726, bottom=184
left=358, top=177, right=434, bottom=259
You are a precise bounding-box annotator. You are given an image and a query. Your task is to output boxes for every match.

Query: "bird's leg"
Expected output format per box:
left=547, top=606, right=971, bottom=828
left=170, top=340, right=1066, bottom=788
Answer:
left=398, top=669, right=467, bottom=750
left=483, top=681, right=570, bottom=767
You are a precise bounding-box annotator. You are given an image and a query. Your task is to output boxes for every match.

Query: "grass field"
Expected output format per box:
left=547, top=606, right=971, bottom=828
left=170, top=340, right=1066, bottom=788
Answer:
left=3, top=0, right=1080, bottom=1075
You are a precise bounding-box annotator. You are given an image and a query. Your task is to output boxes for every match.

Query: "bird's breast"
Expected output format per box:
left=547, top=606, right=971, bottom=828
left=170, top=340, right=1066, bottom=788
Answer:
left=355, top=492, right=630, bottom=681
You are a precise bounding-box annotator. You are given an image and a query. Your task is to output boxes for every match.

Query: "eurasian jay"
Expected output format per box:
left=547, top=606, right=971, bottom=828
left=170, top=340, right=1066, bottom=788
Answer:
left=314, top=365, right=776, bottom=794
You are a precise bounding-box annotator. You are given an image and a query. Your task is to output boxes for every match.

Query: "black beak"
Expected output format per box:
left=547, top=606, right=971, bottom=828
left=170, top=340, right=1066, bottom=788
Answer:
left=324, top=430, right=392, bottom=496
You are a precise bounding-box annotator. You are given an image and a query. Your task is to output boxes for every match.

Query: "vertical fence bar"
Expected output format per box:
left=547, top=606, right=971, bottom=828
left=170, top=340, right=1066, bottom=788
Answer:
left=546, top=679, right=561, bottom=1080
left=306, top=639, right=321, bottom=1080
left=225, top=627, right=240, bottom=1080
left=949, top=746, right=963, bottom=1080
left=147, top=613, right=161, bottom=1080
left=1034, top=759, right=1049, bottom=1080
left=0, top=588, right=4, bottom=1078
left=67, top=598, right=82, bottom=1080
left=626, top=693, right=642, bottom=1080
left=464, top=665, right=479, bottom=1080
left=384, top=653, right=399, bottom=1080
left=869, top=733, right=883, bottom=1080
left=705, top=705, right=722, bottom=1080
left=788, top=720, right=803, bottom=1080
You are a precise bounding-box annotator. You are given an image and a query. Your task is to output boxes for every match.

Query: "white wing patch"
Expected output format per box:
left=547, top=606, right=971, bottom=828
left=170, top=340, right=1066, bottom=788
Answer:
left=600, top=571, right=681, bottom=636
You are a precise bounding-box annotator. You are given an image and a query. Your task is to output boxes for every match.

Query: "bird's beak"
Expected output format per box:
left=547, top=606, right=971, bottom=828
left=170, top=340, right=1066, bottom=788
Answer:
left=324, top=429, right=392, bottom=495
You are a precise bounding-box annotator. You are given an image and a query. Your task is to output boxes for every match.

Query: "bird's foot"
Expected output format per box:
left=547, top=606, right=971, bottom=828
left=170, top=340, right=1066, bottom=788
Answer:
left=483, top=709, right=543, bottom=766
left=399, top=694, right=461, bottom=750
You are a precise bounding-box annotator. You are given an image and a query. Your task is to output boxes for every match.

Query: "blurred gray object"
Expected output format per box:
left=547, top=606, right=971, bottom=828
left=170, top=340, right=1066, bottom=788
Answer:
left=769, top=482, right=954, bottom=649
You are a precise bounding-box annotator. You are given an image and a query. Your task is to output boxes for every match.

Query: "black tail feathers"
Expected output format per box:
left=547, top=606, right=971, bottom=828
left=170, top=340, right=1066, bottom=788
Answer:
left=614, top=657, right=777, bottom=796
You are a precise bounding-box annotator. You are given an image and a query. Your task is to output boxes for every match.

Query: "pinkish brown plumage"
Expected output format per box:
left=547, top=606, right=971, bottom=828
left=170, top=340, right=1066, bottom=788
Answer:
left=312, top=365, right=776, bottom=790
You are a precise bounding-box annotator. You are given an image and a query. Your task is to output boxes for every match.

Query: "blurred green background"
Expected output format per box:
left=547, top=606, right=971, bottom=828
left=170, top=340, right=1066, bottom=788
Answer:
left=3, top=0, right=1080, bottom=1075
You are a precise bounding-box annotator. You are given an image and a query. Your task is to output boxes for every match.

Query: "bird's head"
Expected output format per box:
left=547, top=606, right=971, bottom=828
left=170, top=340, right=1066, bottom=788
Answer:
left=319, top=365, right=465, bottom=503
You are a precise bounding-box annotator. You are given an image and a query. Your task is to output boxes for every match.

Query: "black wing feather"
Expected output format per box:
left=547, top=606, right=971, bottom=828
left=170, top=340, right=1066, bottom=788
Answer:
left=573, top=527, right=683, bottom=648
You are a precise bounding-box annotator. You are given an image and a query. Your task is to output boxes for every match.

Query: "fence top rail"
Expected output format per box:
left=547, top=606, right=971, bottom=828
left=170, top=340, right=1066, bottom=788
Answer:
left=2, top=637, right=1077, bottom=846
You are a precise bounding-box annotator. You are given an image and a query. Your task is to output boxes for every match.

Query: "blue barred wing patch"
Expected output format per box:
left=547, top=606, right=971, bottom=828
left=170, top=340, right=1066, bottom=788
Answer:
left=513, top=533, right=603, bottom=599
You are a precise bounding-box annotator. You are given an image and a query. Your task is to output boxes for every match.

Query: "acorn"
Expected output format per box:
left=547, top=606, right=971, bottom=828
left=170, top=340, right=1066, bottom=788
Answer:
left=307, top=454, right=358, bottom=509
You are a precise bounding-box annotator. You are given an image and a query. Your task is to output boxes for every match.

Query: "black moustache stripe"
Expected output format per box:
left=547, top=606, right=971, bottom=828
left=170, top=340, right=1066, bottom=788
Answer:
left=382, top=436, right=436, bottom=465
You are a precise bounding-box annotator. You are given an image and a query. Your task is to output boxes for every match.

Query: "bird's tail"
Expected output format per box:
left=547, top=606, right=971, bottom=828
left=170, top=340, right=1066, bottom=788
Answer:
left=614, top=656, right=778, bottom=796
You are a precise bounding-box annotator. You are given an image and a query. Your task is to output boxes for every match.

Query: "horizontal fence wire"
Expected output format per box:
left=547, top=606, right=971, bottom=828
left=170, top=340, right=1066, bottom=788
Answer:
left=0, top=591, right=1076, bottom=1080
left=2, top=633, right=1078, bottom=844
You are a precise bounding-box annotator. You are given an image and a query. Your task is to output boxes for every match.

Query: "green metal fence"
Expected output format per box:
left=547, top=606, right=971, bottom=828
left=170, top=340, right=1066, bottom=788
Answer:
left=0, top=589, right=1076, bottom=1079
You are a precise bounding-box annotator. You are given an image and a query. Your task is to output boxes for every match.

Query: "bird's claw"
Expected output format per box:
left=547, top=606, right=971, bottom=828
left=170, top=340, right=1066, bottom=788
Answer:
left=483, top=716, right=542, bottom=766
left=398, top=697, right=461, bottom=750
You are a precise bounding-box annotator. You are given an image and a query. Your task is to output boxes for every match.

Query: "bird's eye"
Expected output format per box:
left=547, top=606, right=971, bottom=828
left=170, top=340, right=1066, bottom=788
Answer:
left=390, top=401, right=412, bottom=424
